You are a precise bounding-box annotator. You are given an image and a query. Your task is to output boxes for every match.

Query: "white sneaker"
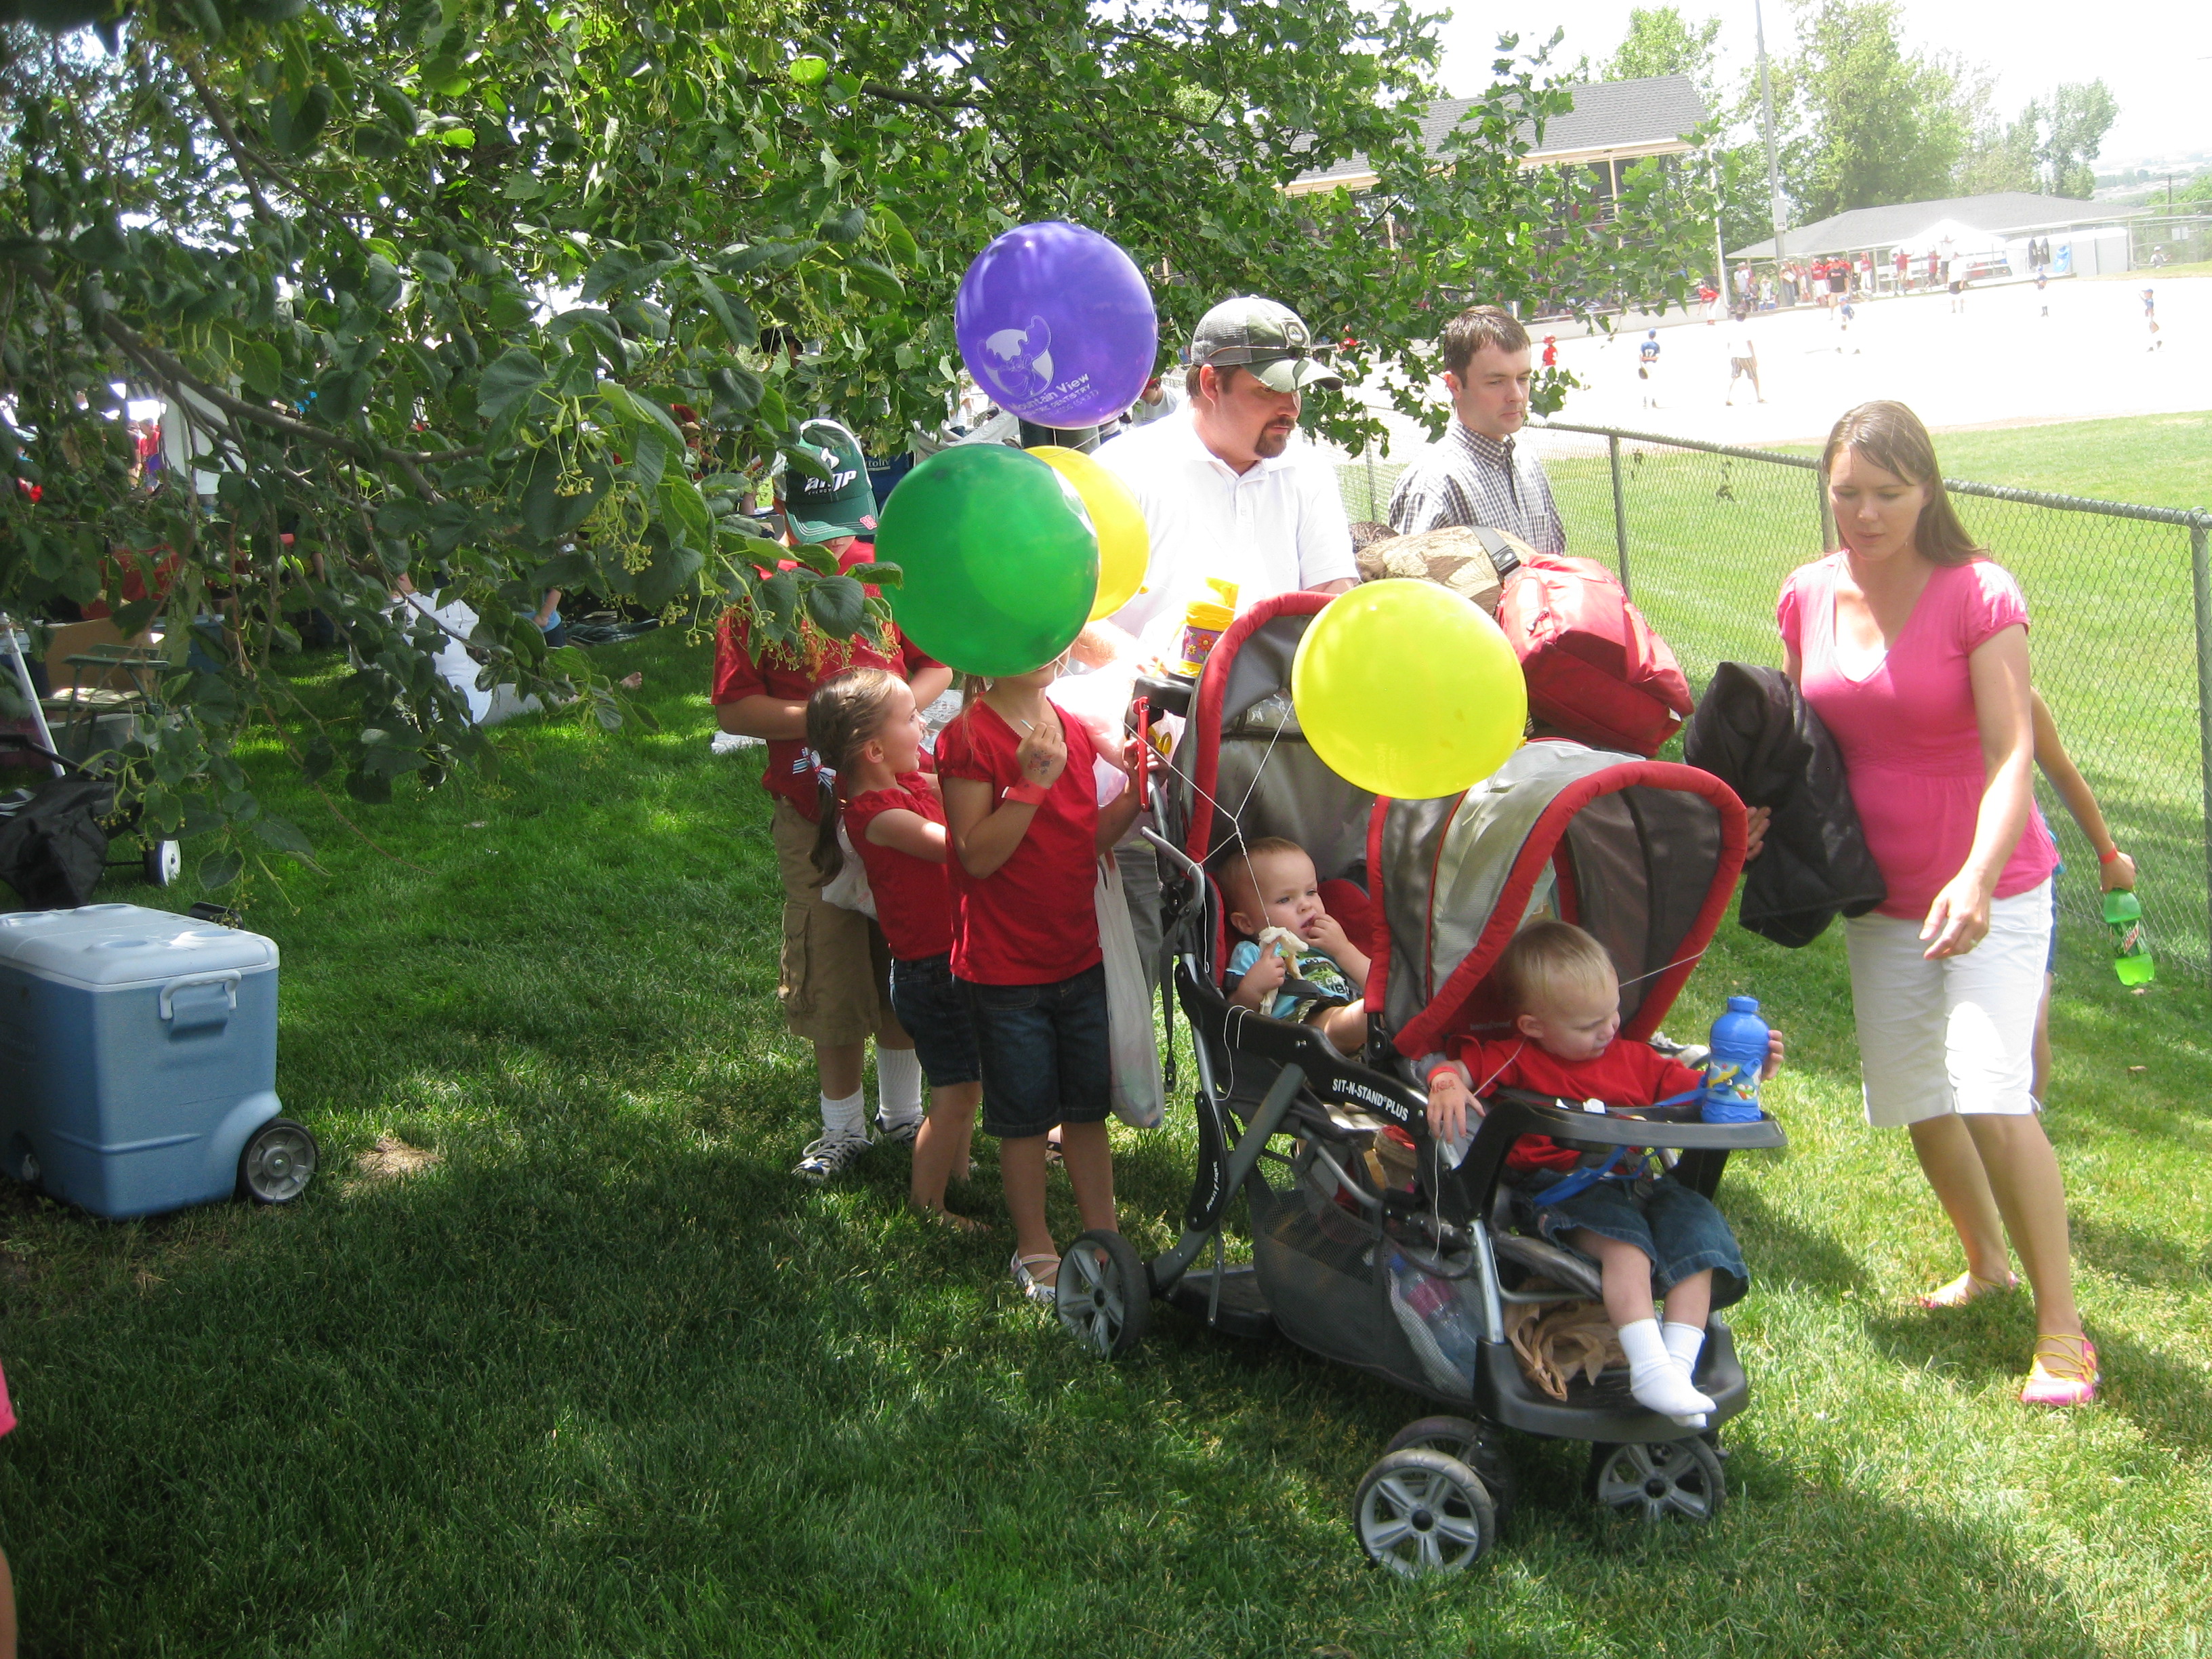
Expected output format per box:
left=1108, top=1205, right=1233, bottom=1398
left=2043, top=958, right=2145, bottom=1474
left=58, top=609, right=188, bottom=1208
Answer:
left=794, top=1134, right=870, bottom=1183
left=710, top=730, right=762, bottom=754
left=874, top=1113, right=922, bottom=1147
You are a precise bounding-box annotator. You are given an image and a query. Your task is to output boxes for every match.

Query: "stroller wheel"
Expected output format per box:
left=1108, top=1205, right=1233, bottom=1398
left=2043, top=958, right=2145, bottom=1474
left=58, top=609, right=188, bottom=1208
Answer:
left=1586, top=1437, right=1726, bottom=1523
left=1055, top=1229, right=1151, bottom=1358
left=1353, top=1449, right=1496, bottom=1576
left=1383, top=1416, right=1515, bottom=1527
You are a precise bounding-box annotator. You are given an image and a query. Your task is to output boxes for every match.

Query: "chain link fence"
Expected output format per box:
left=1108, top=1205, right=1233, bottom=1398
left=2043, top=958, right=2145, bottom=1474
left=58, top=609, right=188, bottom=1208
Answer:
left=1338, top=426, right=2212, bottom=977
left=2131, top=213, right=2212, bottom=270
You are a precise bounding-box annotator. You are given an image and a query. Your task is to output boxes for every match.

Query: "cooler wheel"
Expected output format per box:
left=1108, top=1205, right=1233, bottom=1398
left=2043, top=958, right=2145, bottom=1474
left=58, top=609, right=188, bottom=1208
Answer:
left=238, top=1118, right=319, bottom=1204
left=144, top=839, right=182, bottom=887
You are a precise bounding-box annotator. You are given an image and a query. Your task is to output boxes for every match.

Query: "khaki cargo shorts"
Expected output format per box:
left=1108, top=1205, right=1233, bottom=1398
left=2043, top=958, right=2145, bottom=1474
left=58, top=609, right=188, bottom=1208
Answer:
left=770, top=797, right=904, bottom=1047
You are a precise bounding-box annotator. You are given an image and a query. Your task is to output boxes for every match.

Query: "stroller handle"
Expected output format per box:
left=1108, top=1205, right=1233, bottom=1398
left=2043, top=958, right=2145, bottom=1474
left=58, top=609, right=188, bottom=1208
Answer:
left=1139, top=825, right=1207, bottom=942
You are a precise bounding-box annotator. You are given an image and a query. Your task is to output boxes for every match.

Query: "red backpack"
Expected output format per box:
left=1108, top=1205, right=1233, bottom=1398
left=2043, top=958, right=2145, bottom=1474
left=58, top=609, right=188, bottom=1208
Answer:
left=1496, top=555, right=1693, bottom=756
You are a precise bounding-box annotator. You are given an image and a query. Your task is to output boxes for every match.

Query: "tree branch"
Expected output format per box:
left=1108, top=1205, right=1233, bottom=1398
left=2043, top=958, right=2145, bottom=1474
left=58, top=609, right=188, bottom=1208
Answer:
left=178, top=57, right=280, bottom=229
left=94, top=311, right=482, bottom=481
left=744, top=72, right=982, bottom=112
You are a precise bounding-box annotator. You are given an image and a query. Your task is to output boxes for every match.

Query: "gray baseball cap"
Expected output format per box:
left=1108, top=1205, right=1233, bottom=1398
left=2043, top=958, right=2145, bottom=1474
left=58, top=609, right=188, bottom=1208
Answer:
left=1190, top=295, right=1345, bottom=393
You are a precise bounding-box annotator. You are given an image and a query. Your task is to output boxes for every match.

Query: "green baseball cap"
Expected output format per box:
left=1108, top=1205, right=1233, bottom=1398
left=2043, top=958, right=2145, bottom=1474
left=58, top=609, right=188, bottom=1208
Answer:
left=783, top=417, right=878, bottom=541
left=1190, top=295, right=1345, bottom=393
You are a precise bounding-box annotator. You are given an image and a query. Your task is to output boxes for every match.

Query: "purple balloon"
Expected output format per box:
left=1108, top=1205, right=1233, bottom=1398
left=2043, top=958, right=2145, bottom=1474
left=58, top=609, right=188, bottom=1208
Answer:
left=955, top=222, right=1159, bottom=428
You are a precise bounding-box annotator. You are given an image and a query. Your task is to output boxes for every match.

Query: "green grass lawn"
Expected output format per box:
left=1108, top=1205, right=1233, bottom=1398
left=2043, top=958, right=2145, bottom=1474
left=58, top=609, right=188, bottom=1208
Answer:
left=3, top=626, right=2209, bottom=1655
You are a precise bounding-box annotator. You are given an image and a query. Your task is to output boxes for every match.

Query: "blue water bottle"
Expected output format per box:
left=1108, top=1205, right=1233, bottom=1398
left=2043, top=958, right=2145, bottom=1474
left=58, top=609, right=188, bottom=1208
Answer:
left=1702, top=996, right=1769, bottom=1123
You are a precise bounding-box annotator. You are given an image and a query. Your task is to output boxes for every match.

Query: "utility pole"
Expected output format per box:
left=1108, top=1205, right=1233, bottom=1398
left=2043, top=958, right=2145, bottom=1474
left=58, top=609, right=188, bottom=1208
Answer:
left=1753, top=0, right=1788, bottom=262
left=1712, top=151, right=1729, bottom=301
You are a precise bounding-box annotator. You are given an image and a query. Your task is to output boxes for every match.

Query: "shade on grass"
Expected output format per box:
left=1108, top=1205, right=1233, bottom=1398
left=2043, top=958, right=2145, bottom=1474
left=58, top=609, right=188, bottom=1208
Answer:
left=1, top=621, right=2208, bottom=1656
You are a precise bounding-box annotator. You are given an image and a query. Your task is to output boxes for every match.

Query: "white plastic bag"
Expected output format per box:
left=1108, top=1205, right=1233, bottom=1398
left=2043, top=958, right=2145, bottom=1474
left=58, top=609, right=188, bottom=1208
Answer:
left=817, top=820, right=877, bottom=918
left=1096, top=855, right=1164, bottom=1129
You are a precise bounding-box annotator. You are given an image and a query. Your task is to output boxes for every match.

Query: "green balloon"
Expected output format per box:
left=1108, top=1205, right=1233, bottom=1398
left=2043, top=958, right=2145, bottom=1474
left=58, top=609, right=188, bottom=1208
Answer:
left=878, top=444, right=1100, bottom=676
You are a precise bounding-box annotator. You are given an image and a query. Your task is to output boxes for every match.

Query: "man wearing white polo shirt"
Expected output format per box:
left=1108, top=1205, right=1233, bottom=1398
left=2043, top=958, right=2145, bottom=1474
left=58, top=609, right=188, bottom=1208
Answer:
left=1079, top=295, right=1357, bottom=985
left=1083, top=295, right=1357, bottom=670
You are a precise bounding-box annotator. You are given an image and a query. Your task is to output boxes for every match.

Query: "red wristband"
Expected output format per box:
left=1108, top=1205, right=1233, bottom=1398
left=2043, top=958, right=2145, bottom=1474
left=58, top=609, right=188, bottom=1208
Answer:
left=1004, top=782, right=1048, bottom=806
left=2098, top=847, right=2123, bottom=865
left=1426, top=1067, right=1460, bottom=1092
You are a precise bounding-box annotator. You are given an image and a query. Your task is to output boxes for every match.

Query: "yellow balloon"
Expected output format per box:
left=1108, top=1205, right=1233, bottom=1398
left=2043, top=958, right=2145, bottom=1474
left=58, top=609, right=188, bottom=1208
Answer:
left=1027, top=445, right=1149, bottom=621
left=1290, top=579, right=1527, bottom=799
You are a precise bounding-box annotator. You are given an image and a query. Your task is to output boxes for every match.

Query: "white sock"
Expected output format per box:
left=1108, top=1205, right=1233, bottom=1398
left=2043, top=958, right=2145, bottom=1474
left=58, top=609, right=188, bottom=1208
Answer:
left=820, top=1089, right=867, bottom=1143
left=874, top=1046, right=924, bottom=1128
left=1620, top=1317, right=1715, bottom=1420
left=1663, top=1320, right=1706, bottom=1380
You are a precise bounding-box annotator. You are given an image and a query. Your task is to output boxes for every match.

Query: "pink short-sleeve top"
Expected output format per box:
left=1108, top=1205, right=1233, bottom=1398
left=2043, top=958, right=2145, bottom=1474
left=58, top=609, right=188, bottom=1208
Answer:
left=1778, top=554, right=2055, bottom=920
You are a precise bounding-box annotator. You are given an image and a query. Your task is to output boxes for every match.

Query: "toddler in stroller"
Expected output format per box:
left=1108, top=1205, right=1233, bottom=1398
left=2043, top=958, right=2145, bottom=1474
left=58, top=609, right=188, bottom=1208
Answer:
left=1217, top=835, right=1372, bottom=1054
left=1425, top=920, right=1783, bottom=1425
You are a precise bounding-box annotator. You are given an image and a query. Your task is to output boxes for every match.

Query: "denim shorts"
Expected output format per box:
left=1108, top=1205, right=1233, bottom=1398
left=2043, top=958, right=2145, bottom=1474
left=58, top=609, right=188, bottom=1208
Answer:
left=888, top=954, right=981, bottom=1090
left=960, top=962, right=1112, bottom=1139
left=1520, top=1172, right=1748, bottom=1309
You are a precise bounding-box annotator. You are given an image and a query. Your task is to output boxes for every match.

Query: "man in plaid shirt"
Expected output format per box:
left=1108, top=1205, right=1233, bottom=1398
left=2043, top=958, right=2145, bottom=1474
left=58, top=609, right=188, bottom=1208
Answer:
left=1385, top=304, right=1565, bottom=556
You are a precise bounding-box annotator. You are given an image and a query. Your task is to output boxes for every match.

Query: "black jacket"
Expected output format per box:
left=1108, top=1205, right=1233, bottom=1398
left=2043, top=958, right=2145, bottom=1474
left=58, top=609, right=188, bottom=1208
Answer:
left=1684, top=661, right=1886, bottom=947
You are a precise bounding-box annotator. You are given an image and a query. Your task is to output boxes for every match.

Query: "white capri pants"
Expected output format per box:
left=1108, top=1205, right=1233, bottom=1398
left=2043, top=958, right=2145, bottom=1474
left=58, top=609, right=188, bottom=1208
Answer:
left=1843, top=879, right=2052, bottom=1128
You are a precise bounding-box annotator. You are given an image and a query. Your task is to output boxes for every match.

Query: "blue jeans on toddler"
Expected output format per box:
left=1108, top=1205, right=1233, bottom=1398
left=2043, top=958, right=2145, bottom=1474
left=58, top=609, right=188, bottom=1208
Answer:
left=961, top=962, right=1111, bottom=1139
left=888, top=954, right=981, bottom=1088
left=1519, top=1171, right=1749, bottom=1309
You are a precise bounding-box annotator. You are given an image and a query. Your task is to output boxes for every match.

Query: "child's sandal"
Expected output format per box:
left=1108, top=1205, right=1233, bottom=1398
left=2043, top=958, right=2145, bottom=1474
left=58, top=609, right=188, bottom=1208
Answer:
left=2020, top=1334, right=2098, bottom=1407
left=1010, top=1251, right=1060, bottom=1305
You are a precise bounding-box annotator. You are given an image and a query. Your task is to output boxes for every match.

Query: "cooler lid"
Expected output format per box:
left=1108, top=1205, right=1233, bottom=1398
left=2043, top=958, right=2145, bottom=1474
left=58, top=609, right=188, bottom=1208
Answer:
left=0, top=903, right=278, bottom=988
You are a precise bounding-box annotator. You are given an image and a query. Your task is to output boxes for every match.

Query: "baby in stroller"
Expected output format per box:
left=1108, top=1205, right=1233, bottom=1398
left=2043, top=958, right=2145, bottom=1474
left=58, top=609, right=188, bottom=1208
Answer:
left=1424, top=920, right=1784, bottom=1425
left=1216, top=836, right=1372, bottom=1054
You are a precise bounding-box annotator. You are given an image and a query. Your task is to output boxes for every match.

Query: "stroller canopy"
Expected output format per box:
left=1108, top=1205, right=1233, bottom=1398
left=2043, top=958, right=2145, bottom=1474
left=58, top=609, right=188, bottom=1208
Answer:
left=1374, top=741, right=1746, bottom=1058
left=1179, top=593, right=1372, bottom=884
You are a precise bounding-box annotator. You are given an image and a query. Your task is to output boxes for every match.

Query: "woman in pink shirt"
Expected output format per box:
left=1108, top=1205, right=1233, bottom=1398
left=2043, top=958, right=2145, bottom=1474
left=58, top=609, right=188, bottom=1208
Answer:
left=1773, top=400, right=2093, bottom=1407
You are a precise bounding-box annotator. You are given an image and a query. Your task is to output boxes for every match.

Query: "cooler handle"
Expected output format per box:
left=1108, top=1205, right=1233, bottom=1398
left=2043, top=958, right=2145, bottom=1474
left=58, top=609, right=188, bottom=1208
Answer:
left=161, top=970, right=241, bottom=1028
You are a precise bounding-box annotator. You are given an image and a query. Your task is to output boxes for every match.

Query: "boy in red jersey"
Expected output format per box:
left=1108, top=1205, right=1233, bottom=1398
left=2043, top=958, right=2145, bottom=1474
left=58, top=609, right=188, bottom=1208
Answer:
left=1425, top=922, right=1782, bottom=1422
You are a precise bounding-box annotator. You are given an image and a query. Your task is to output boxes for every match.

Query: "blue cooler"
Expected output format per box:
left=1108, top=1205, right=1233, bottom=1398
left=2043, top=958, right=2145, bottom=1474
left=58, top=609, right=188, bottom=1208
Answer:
left=0, top=903, right=316, bottom=1218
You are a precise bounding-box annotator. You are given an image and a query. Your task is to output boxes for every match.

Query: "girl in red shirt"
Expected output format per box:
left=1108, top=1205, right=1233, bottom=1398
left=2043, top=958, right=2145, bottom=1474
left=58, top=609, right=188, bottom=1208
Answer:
left=807, top=669, right=983, bottom=1232
left=938, top=657, right=1146, bottom=1303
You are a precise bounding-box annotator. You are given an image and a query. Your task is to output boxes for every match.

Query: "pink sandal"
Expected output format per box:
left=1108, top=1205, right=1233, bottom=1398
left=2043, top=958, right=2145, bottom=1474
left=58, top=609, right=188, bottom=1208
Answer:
left=2020, top=1334, right=2098, bottom=1407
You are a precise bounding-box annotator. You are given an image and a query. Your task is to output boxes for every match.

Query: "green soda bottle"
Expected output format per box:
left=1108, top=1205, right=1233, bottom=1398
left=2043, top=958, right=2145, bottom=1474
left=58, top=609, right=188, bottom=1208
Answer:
left=2103, top=888, right=2155, bottom=986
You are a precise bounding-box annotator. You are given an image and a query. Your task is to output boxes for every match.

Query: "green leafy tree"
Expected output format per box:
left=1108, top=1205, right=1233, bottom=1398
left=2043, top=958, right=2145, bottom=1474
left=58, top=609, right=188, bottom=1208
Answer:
left=2031, top=80, right=2118, bottom=200
left=1779, top=0, right=1963, bottom=222
left=1604, top=5, right=1723, bottom=106
left=0, top=0, right=1692, bottom=886
left=1950, top=75, right=2118, bottom=201
left=1952, top=64, right=2040, bottom=197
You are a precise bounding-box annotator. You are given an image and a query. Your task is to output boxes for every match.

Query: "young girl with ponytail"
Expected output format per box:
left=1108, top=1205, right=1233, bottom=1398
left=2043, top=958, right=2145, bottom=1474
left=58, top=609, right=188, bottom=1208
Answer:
left=806, top=669, right=982, bottom=1229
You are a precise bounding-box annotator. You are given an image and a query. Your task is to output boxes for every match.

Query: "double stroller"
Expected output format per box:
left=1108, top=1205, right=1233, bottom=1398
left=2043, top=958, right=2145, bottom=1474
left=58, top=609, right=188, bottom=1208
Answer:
left=1050, top=594, right=1786, bottom=1574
